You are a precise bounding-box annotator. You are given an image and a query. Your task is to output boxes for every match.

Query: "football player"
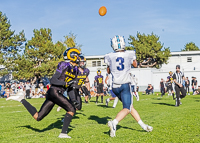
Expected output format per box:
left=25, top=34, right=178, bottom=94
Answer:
left=94, top=70, right=104, bottom=103
left=105, top=73, right=118, bottom=108
left=105, top=35, right=153, bottom=137
left=166, top=71, right=175, bottom=99
left=6, top=48, right=81, bottom=138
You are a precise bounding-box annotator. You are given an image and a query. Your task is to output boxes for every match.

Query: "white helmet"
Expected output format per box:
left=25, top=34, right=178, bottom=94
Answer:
left=111, top=35, right=126, bottom=51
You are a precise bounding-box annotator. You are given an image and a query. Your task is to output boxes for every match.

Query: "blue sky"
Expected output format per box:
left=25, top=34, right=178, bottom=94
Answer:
left=1, top=0, right=200, bottom=56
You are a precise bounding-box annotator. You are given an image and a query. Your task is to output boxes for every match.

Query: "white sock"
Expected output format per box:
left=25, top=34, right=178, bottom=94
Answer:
left=112, top=97, right=118, bottom=108
left=107, top=98, right=110, bottom=102
left=138, top=120, right=146, bottom=129
left=113, top=119, right=118, bottom=126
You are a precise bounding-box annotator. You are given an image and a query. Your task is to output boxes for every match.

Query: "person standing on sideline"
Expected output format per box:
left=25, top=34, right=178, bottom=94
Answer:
left=130, top=73, right=139, bottom=101
left=94, top=70, right=104, bottom=103
left=105, top=35, right=153, bottom=137
left=160, top=78, right=165, bottom=97
left=105, top=73, right=119, bottom=108
left=25, top=81, right=31, bottom=99
left=192, top=77, right=198, bottom=95
left=185, top=77, right=190, bottom=95
left=172, top=65, right=186, bottom=107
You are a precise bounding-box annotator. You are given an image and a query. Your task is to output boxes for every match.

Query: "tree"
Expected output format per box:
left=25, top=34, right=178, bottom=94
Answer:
left=0, top=11, right=26, bottom=76
left=12, top=28, right=65, bottom=81
left=63, top=32, right=82, bottom=51
left=126, top=32, right=171, bottom=68
left=181, top=42, right=199, bottom=51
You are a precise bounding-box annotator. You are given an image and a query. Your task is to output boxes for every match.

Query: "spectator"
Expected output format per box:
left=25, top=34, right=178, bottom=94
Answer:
left=193, top=86, right=200, bottom=95
left=192, top=77, right=198, bottom=95
left=0, top=83, right=2, bottom=91
left=31, top=83, right=36, bottom=97
left=1, top=84, right=5, bottom=98
left=25, top=82, right=31, bottom=99
left=185, top=77, right=190, bottom=95
left=160, top=78, right=165, bottom=97
left=145, top=84, right=153, bottom=95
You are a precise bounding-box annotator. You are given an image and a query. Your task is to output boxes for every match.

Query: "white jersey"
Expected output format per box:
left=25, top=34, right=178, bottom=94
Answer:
left=104, top=50, right=136, bottom=87
left=130, top=75, right=138, bottom=86
left=107, top=74, right=113, bottom=90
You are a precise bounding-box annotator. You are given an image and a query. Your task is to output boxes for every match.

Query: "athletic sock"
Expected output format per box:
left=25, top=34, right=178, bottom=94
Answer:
left=107, top=98, right=110, bottom=102
left=112, top=97, right=118, bottom=108
left=61, top=113, right=73, bottom=134
left=96, top=96, right=98, bottom=102
left=113, top=119, right=118, bottom=126
left=101, top=96, right=103, bottom=103
left=21, top=99, right=37, bottom=116
left=138, top=120, right=146, bottom=129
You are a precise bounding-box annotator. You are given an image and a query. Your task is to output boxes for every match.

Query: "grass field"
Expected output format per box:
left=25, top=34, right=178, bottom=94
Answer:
left=0, top=93, right=200, bottom=143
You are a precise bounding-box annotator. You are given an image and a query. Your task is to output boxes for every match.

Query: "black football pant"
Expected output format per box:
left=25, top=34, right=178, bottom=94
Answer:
left=175, top=85, right=186, bottom=106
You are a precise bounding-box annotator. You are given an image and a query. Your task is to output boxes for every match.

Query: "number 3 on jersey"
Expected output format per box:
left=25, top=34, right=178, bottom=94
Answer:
left=116, top=57, right=124, bottom=71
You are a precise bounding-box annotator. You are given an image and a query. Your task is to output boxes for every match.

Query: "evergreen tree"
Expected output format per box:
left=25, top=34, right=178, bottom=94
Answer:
left=181, top=42, right=199, bottom=51
left=0, top=11, right=26, bottom=76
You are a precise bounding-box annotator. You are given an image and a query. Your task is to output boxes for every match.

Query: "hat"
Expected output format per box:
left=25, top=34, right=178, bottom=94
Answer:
left=176, top=65, right=180, bottom=69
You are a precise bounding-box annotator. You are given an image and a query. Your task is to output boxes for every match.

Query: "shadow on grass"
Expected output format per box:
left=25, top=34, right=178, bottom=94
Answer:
left=97, top=104, right=113, bottom=108
left=103, top=125, right=144, bottom=136
left=88, top=115, right=112, bottom=124
left=18, top=117, right=74, bottom=133
left=152, top=102, right=174, bottom=106
left=195, top=100, right=200, bottom=102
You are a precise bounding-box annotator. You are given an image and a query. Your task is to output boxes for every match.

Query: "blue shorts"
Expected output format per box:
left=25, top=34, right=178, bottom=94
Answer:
left=112, top=83, right=133, bottom=110
left=131, top=85, right=135, bottom=92
left=110, top=90, right=116, bottom=98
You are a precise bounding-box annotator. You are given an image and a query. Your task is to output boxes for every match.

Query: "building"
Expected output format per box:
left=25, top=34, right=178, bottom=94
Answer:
left=85, top=51, right=200, bottom=92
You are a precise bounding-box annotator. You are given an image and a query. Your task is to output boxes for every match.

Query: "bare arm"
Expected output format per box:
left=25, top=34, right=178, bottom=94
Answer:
left=85, top=77, right=90, bottom=91
left=132, top=60, right=137, bottom=68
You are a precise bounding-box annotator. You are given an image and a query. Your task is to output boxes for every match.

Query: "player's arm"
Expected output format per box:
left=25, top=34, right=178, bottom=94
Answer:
left=105, top=76, right=109, bottom=84
left=50, top=71, right=66, bottom=86
left=107, top=66, right=111, bottom=74
left=85, top=77, right=90, bottom=91
left=132, top=60, right=137, bottom=68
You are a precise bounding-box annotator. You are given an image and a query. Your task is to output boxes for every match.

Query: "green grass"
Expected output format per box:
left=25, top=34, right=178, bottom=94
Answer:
left=0, top=93, right=200, bottom=143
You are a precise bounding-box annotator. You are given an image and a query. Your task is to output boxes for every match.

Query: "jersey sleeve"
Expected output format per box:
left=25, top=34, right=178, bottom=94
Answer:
left=128, top=50, right=136, bottom=61
left=104, top=54, right=111, bottom=66
left=86, top=68, right=90, bottom=77
left=56, top=61, right=68, bottom=73
left=172, top=73, right=176, bottom=79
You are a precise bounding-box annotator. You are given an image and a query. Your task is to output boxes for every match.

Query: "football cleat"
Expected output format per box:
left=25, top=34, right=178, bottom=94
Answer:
left=57, top=106, right=62, bottom=112
left=108, top=121, right=116, bottom=137
left=143, top=125, right=153, bottom=132
left=58, top=133, right=71, bottom=138
left=106, top=99, right=108, bottom=106
left=6, top=91, right=24, bottom=102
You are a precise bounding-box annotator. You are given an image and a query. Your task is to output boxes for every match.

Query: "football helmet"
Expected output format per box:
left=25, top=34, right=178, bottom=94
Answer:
left=79, top=55, right=86, bottom=69
left=63, top=48, right=81, bottom=63
left=111, top=35, right=126, bottom=51
left=97, top=70, right=101, bottom=75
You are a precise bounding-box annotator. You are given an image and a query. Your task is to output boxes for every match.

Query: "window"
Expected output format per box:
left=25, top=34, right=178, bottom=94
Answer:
left=92, top=61, right=96, bottom=67
left=97, top=61, right=101, bottom=66
left=92, top=61, right=101, bottom=67
left=187, top=57, right=192, bottom=62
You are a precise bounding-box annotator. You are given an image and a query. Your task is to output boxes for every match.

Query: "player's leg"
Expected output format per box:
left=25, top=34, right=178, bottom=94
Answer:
left=50, top=88, right=76, bottom=138
left=68, top=87, right=80, bottom=108
left=81, top=86, right=90, bottom=103
left=74, top=89, right=82, bottom=110
left=96, top=86, right=100, bottom=103
left=112, top=97, right=118, bottom=108
left=108, top=84, right=131, bottom=137
left=100, top=85, right=104, bottom=103
left=175, top=85, right=180, bottom=106
left=130, top=105, right=153, bottom=132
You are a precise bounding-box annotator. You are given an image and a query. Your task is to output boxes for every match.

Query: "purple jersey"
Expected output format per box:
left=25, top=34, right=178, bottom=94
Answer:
left=95, top=75, right=104, bottom=85
left=73, top=68, right=90, bottom=89
left=51, top=61, right=79, bottom=92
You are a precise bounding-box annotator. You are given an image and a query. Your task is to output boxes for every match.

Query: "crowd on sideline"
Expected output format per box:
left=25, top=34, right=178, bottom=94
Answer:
left=159, top=73, right=199, bottom=96
left=0, top=82, right=49, bottom=99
